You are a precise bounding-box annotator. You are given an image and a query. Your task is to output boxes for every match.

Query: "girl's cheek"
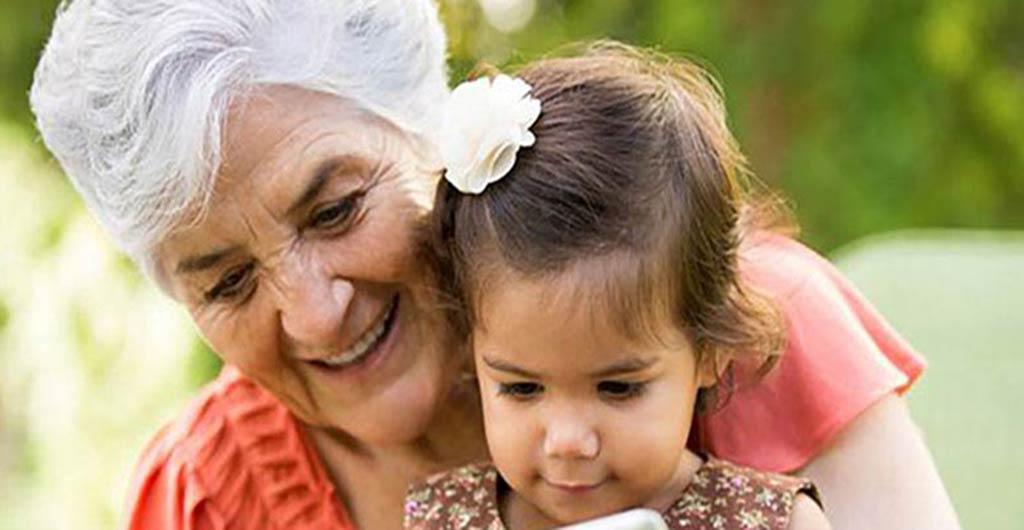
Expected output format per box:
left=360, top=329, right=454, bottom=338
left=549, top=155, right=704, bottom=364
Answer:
left=480, top=387, right=512, bottom=434
left=484, top=406, right=533, bottom=471
left=485, top=398, right=521, bottom=431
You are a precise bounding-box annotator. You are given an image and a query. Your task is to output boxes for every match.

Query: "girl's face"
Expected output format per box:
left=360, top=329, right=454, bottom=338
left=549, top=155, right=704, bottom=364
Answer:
left=473, top=270, right=712, bottom=526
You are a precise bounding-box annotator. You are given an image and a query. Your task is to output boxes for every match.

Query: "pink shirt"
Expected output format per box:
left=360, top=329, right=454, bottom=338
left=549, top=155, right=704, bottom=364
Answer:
left=122, top=235, right=924, bottom=529
left=694, top=233, right=925, bottom=472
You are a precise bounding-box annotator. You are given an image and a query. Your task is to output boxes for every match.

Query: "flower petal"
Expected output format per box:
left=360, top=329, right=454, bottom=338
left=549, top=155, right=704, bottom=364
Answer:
left=440, top=74, right=542, bottom=194
left=487, top=143, right=518, bottom=185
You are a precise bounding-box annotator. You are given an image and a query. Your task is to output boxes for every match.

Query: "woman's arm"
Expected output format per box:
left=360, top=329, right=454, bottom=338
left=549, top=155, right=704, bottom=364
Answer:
left=799, top=394, right=960, bottom=530
left=787, top=494, right=831, bottom=530
left=706, top=236, right=956, bottom=528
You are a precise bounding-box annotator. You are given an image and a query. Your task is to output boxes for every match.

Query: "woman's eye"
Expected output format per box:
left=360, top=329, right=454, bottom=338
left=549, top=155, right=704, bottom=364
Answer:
left=205, top=263, right=255, bottom=302
left=497, top=382, right=543, bottom=400
left=310, top=193, right=362, bottom=230
left=597, top=380, right=646, bottom=401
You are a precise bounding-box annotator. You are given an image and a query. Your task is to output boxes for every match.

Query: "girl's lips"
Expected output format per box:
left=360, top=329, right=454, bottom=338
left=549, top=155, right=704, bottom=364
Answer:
left=545, top=479, right=604, bottom=494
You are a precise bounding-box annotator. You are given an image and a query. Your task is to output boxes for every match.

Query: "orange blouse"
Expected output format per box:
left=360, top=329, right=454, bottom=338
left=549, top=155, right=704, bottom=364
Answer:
left=122, top=368, right=354, bottom=530
left=122, top=235, right=924, bottom=530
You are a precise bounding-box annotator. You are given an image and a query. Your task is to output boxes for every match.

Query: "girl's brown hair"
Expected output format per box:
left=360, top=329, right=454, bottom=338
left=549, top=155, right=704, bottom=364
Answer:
left=431, top=42, right=785, bottom=408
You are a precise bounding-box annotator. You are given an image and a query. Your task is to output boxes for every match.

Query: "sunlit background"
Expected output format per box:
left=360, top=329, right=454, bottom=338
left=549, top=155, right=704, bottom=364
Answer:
left=1, top=1, right=1021, bottom=529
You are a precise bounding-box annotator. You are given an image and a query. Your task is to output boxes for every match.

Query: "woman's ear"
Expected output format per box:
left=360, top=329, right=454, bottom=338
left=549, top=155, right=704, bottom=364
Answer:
left=405, top=128, right=444, bottom=175
left=398, top=129, right=445, bottom=214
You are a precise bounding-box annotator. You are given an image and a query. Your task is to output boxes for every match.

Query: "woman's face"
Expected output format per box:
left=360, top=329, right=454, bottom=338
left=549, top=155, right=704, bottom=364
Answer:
left=154, top=85, right=458, bottom=444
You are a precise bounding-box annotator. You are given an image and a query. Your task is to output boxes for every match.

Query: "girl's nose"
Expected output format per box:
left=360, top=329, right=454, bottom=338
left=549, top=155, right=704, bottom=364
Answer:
left=278, top=266, right=355, bottom=350
left=543, top=417, right=600, bottom=460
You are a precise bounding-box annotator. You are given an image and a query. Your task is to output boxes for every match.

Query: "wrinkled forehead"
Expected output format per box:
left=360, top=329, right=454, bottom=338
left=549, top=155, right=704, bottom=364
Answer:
left=218, top=85, right=406, bottom=191
left=150, top=85, right=437, bottom=287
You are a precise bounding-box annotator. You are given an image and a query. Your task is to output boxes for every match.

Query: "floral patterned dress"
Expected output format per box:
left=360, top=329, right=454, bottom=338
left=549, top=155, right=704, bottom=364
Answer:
left=404, top=458, right=819, bottom=530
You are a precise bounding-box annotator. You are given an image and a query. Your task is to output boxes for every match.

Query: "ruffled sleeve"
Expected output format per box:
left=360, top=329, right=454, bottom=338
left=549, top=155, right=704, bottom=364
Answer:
left=694, top=234, right=926, bottom=473
left=122, top=422, right=197, bottom=530
left=121, top=367, right=354, bottom=530
left=122, top=394, right=231, bottom=530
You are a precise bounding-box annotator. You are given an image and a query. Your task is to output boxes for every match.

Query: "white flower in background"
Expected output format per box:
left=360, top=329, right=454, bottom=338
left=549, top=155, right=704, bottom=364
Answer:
left=479, top=0, right=537, bottom=33
left=440, top=75, right=542, bottom=194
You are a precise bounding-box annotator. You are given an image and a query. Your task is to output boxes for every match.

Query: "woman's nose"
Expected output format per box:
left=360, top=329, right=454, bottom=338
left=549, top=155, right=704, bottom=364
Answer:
left=543, top=416, right=600, bottom=460
left=278, top=268, right=355, bottom=349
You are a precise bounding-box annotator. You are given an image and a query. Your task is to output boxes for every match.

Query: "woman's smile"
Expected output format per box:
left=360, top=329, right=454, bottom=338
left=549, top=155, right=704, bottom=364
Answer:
left=304, top=293, right=404, bottom=387
left=308, top=293, right=400, bottom=370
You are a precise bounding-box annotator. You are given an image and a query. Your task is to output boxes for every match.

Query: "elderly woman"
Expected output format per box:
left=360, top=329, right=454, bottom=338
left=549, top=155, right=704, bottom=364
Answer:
left=31, top=1, right=958, bottom=529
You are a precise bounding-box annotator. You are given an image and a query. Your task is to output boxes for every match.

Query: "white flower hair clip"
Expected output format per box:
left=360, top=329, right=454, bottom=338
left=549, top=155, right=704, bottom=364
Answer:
left=440, top=74, right=542, bottom=194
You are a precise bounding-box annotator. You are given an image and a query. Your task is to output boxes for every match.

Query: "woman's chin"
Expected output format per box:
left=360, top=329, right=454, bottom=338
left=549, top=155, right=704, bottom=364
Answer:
left=330, top=367, right=447, bottom=445
left=289, top=288, right=458, bottom=444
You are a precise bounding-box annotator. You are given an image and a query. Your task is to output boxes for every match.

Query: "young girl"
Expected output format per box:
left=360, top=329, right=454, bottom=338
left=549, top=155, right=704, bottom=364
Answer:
left=405, top=43, right=830, bottom=530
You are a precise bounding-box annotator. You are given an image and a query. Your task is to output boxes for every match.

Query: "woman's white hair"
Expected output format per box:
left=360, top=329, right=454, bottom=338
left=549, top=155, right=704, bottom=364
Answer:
left=30, top=0, right=449, bottom=266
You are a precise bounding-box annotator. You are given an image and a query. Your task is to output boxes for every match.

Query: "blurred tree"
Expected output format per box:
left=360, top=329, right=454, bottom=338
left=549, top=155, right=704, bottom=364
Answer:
left=0, top=0, right=60, bottom=131
left=441, top=0, right=1024, bottom=251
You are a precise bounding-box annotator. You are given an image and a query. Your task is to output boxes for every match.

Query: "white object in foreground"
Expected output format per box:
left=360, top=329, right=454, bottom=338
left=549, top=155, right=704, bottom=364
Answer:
left=558, top=509, right=668, bottom=530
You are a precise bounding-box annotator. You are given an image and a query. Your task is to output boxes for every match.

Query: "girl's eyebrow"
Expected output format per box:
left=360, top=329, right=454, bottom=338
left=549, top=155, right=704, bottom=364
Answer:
left=589, top=357, right=658, bottom=378
left=481, top=356, right=540, bottom=378
left=481, top=355, right=658, bottom=379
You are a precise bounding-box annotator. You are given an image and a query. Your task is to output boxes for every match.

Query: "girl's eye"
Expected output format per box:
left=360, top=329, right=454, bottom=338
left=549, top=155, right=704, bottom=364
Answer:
left=497, top=382, right=543, bottom=400
left=310, top=193, right=362, bottom=230
left=597, top=380, right=647, bottom=401
left=205, top=263, right=255, bottom=303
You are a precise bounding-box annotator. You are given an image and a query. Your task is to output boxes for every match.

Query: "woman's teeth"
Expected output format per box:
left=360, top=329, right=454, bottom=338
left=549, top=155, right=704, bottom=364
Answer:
left=319, top=298, right=396, bottom=368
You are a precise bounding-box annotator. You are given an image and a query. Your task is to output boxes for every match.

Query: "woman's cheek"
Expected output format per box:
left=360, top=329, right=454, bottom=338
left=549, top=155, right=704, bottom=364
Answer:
left=196, top=300, right=278, bottom=372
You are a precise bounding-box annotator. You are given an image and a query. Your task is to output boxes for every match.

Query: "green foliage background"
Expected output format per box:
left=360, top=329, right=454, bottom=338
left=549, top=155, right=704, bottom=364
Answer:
left=441, top=0, right=1024, bottom=250
left=0, top=1, right=1020, bottom=529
